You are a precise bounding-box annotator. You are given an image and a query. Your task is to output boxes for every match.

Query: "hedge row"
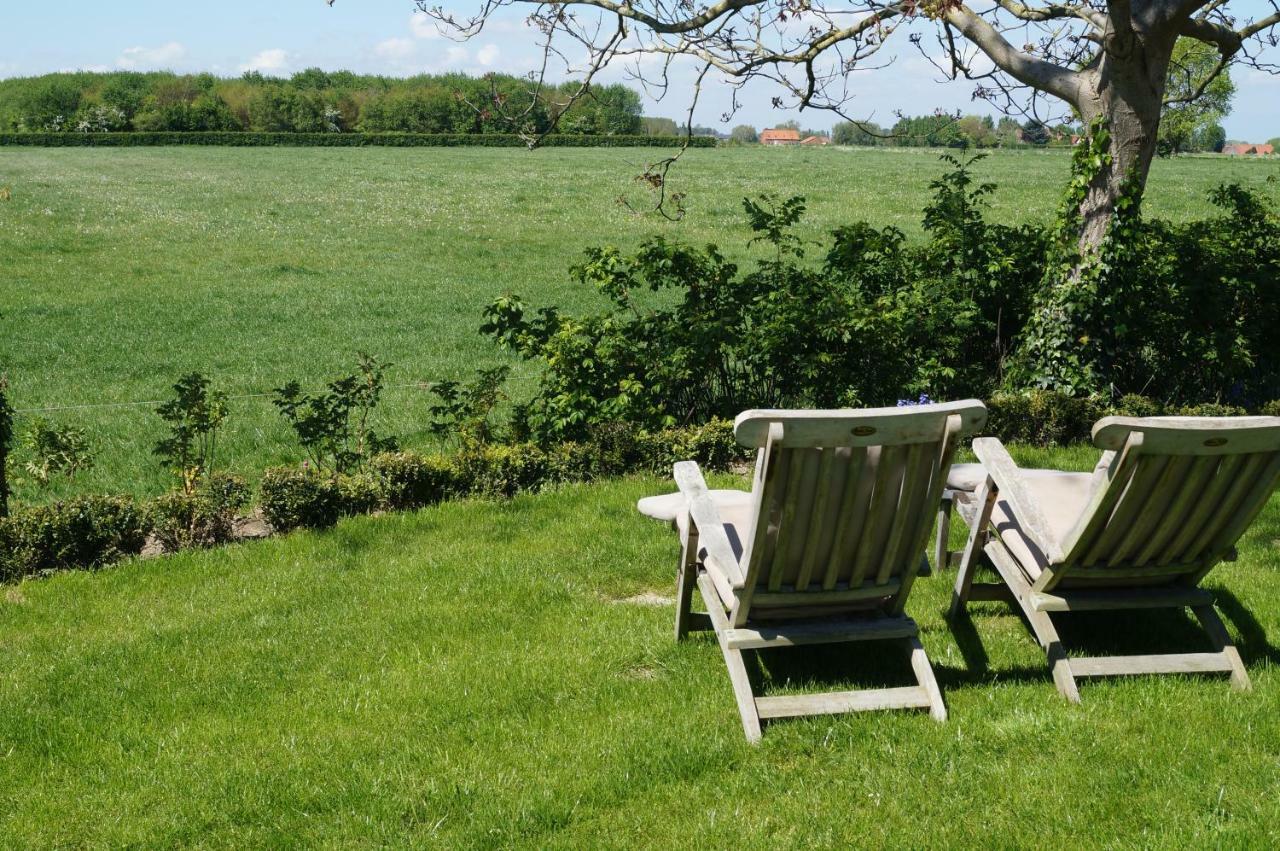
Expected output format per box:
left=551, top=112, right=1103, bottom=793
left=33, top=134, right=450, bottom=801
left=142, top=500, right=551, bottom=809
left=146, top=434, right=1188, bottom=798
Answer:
left=0, top=132, right=717, bottom=148
left=0, top=418, right=747, bottom=581
left=985, top=390, right=1280, bottom=446
left=260, top=419, right=747, bottom=532
left=5, top=393, right=1280, bottom=582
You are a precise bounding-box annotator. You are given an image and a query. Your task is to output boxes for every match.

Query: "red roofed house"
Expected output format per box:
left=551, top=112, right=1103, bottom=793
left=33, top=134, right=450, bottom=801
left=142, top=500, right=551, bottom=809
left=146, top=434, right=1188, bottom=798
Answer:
left=1224, top=143, right=1274, bottom=156
left=800, top=135, right=832, bottom=146
left=760, top=128, right=802, bottom=146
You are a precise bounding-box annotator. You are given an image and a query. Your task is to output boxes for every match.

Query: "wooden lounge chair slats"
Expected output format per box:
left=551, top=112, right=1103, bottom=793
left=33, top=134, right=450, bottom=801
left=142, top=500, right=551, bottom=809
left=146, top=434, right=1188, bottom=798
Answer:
left=644, top=400, right=987, bottom=740
left=950, top=414, right=1280, bottom=700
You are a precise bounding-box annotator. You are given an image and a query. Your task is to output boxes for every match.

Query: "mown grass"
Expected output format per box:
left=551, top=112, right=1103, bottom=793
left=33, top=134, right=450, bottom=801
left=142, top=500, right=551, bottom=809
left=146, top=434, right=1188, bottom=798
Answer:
left=2, top=448, right=1279, bottom=846
left=2, top=146, right=1276, bottom=501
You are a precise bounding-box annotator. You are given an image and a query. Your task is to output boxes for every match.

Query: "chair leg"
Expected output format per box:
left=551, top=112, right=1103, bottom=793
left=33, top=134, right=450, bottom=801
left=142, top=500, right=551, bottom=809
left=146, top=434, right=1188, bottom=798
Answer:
left=1192, top=603, right=1252, bottom=691
left=1024, top=608, right=1080, bottom=702
left=673, top=525, right=699, bottom=641
left=933, top=492, right=954, bottom=574
left=721, top=644, right=763, bottom=743
left=907, top=637, right=947, bottom=722
left=948, top=479, right=997, bottom=621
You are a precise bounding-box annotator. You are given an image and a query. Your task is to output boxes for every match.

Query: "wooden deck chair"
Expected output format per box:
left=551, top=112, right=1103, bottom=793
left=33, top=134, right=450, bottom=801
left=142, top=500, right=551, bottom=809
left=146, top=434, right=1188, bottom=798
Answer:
left=949, top=415, right=1280, bottom=701
left=637, top=401, right=987, bottom=742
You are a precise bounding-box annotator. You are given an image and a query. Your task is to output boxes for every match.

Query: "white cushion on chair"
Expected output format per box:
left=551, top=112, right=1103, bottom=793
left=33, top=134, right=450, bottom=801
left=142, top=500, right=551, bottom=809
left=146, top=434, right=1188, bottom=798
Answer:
left=637, top=489, right=755, bottom=563
left=990, top=471, right=1095, bottom=579
left=946, top=463, right=987, bottom=492
left=947, top=462, right=1097, bottom=493
left=637, top=489, right=753, bottom=522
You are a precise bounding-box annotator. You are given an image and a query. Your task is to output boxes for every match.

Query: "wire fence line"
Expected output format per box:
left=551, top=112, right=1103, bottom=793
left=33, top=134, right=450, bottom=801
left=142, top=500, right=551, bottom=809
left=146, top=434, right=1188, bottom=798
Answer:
left=13, top=382, right=436, bottom=415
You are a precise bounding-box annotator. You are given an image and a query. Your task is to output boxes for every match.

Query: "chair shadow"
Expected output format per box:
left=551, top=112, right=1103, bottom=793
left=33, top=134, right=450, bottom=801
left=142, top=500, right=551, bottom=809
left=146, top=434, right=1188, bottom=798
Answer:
left=943, top=586, right=1280, bottom=678
left=947, top=609, right=991, bottom=675
left=1214, top=589, right=1280, bottom=666
left=742, top=627, right=1048, bottom=697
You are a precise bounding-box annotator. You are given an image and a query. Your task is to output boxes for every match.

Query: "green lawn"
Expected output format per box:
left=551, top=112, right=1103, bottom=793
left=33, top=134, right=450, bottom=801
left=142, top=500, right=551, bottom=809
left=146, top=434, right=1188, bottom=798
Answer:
left=2, top=146, right=1276, bottom=501
left=2, top=452, right=1279, bottom=846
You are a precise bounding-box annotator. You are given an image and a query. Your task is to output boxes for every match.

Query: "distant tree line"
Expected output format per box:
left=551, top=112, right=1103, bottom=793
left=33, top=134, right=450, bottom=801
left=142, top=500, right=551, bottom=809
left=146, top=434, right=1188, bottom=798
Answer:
left=827, top=115, right=1077, bottom=148
left=0, top=69, right=644, bottom=136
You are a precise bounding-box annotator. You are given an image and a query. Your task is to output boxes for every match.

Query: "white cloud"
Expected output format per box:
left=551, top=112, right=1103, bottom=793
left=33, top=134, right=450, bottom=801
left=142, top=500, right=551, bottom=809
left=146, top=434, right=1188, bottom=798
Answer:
left=476, top=44, right=500, bottom=67
left=410, top=11, right=440, bottom=39
left=375, top=37, right=415, bottom=60
left=116, top=42, right=186, bottom=70
left=240, top=48, right=290, bottom=74
left=444, top=46, right=469, bottom=66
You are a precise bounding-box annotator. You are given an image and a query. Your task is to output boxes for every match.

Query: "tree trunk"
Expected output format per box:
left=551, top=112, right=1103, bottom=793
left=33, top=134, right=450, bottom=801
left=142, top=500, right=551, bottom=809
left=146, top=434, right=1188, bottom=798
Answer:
left=1074, top=29, right=1176, bottom=254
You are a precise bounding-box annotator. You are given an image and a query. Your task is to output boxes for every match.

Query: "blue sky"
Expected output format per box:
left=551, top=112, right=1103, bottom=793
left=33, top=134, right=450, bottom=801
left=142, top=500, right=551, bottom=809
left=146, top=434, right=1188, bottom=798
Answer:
left=2, top=1, right=1277, bottom=140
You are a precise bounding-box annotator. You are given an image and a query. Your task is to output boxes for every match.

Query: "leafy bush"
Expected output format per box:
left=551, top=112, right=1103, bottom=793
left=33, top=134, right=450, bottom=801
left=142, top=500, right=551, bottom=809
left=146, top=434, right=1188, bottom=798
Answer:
left=154, top=373, right=228, bottom=493
left=22, top=418, right=94, bottom=486
left=1172, top=402, right=1249, bottom=418
left=474, top=155, right=1277, bottom=441
left=427, top=366, right=509, bottom=446
left=259, top=467, right=342, bottom=532
left=634, top=418, right=748, bottom=475
left=336, top=472, right=383, bottom=517
left=369, top=451, right=458, bottom=511
left=1009, top=131, right=1280, bottom=404
left=273, top=353, right=397, bottom=472
left=1261, top=400, right=1280, bottom=417
left=1111, top=393, right=1165, bottom=418
left=481, top=157, right=1045, bottom=443
left=148, top=473, right=249, bottom=553
left=452, top=443, right=569, bottom=500
left=985, top=390, right=1107, bottom=446
left=0, top=495, right=148, bottom=580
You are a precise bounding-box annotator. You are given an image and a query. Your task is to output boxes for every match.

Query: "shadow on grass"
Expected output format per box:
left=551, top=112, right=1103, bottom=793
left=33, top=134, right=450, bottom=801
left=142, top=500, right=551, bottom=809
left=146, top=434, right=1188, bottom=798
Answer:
left=740, top=631, right=1048, bottom=697
left=1215, top=589, right=1280, bottom=666
left=945, top=588, right=1280, bottom=685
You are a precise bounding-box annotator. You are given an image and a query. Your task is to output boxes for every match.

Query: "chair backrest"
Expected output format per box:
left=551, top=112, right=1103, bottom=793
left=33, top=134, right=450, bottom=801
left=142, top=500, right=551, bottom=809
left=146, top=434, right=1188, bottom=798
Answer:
left=1048, top=416, right=1280, bottom=591
left=730, top=401, right=987, bottom=622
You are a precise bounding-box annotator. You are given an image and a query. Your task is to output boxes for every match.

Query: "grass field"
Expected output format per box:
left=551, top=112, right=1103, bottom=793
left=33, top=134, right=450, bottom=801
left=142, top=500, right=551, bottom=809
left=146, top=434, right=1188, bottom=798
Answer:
left=2, top=455, right=1280, bottom=846
left=2, top=145, right=1277, bottom=501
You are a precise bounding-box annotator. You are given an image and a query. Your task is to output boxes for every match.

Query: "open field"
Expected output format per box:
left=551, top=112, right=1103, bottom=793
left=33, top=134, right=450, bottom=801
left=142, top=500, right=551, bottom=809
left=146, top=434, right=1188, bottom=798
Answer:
left=2, top=457, right=1280, bottom=846
left=2, top=146, right=1277, bottom=500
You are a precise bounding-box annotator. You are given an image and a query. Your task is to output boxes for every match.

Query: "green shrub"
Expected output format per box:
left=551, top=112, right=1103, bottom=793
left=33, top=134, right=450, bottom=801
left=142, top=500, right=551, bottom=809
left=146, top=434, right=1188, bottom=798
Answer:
left=22, top=417, right=95, bottom=486
left=153, top=372, right=228, bottom=494
left=636, top=418, right=747, bottom=474
left=451, top=443, right=575, bottom=499
left=1172, top=402, right=1249, bottom=418
left=1261, top=400, right=1280, bottom=417
left=336, top=471, right=383, bottom=517
left=259, top=467, right=342, bottom=532
left=986, top=390, right=1107, bottom=446
left=0, top=495, right=148, bottom=580
left=273, top=353, right=397, bottom=472
left=479, top=158, right=1045, bottom=442
left=471, top=156, right=1278, bottom=441
left=1110, top=394, right=1165, bottom=418
left=147, top=473, right=248, bottom=553
left=370, top=451, right=457, bottom=510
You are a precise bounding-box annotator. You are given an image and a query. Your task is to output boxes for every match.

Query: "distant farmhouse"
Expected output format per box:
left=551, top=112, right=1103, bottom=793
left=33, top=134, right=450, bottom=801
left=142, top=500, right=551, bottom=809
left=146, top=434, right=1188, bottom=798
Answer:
left=800, top=135, right=832, bottom=146
left=1223, top=143, right=1275, bottom=156
left=760, top=128, right=802, bottom=145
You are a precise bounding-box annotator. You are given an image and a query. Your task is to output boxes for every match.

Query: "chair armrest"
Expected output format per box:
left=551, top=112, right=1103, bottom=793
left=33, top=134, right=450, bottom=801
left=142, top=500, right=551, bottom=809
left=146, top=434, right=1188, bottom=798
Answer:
left=971, top=437, right=1066, bottom=564
left=673, top=461, right=745, bottom=588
